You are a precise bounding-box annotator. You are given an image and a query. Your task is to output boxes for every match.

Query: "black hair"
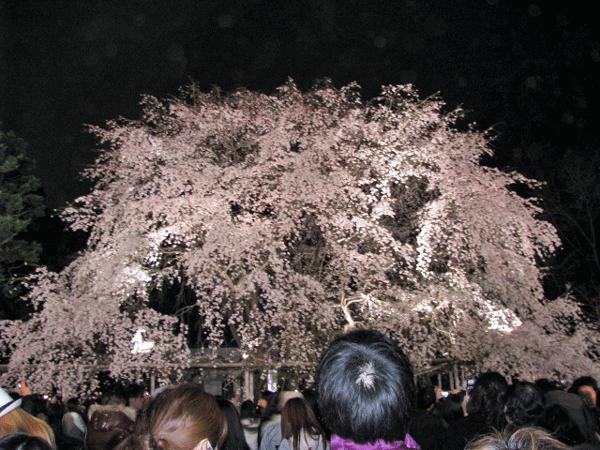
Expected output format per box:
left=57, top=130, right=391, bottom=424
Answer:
left=437, top=392, right=465, bottom=423
left=0, top=433, right=53, bottom=450
left=315, top=329, right=415, bottom=444
left=534, top=379, right=562, bottom=395
left=542, top=404, right=586, bottom=446
left=416, top=386, right=436, bottom=411
left=239, top=400, right=256, bottom=421
left=217, top=398, right=250, bottom=450
left=466, top=372, right=507, bottom=429
left=504, top=381, right=545, bottom=427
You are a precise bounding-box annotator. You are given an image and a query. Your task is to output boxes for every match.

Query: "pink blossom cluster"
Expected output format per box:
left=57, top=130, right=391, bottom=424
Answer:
left=1, top=80, right=598, bottom=397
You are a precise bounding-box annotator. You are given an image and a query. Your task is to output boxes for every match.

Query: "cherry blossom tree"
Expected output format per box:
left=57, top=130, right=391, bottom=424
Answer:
left=1, top=80, right=598, bottom=396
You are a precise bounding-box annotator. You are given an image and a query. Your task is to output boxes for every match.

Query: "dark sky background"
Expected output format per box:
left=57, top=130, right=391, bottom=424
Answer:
left=1, top=0, right=599, bottom=209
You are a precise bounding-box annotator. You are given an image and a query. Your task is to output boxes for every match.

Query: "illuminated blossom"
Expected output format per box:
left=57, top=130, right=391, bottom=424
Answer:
left=1, top=80, right=598, bottom=396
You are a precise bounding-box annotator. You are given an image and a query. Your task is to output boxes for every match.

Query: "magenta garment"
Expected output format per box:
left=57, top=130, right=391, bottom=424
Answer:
left=330, top=434, right=421, bottom=450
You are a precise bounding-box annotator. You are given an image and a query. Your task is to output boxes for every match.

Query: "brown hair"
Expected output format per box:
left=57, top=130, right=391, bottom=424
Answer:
left=119, top=383, right=227, bottom=450
left=0, top=408, right=56, bottom=449
left=466, top=427, right=570, bottom=450
left=280, top=398, right=325, bottom=450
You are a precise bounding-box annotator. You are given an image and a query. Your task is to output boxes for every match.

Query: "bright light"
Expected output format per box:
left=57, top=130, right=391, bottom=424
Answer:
left=131, top=329, right=154, bottom=354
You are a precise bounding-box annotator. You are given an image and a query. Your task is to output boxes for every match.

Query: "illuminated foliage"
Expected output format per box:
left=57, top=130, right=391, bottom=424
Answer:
left=2, top=80, right=598, bottom=396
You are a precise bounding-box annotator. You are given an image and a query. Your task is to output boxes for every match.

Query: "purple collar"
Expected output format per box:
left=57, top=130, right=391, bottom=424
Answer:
left=330, top=435, right=420, bottom=450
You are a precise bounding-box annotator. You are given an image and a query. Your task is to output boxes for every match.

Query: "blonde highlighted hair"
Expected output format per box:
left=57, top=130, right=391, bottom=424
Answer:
left=0, top=407, right=56, bottom=449
left=118, top=383, right=227, bottom=450
left=466, top=427, right=569, bottom=450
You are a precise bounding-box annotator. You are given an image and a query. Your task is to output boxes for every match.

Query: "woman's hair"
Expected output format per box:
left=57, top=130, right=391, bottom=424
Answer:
left=216, top=398, right=249, bottom=450
left=466, top=372, right=508, bottom=428
left=0, top=432, right=54, bottom=450
left=0, top=408, right=56, bottom=449
left=465, top=427, right=569, bottom=450
left=504, top=382, right=544, bottom=427
left=280, top=398, right=325, bottom=450
left=118, top=383, right=227, bottom=450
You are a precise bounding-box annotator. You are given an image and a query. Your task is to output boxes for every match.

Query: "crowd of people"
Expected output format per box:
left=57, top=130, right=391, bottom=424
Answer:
left=1, top=330, right=599, bottom=450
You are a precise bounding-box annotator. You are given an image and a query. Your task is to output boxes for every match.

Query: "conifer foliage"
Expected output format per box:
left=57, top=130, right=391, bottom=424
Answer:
left=1, top=80, right=598, bottom=396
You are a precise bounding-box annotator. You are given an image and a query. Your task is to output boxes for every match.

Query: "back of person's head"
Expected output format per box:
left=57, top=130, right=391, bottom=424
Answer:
left=438, top=392, right=465, bottom=423
left=277, top=392, right=303, bottom=411
left=0, top=408, right=56, bottom=449
left=416, top=386, right=436, bottom=411
left=119, top=383, right=227, bottom=450
left=19, top=395, right=47, bottom=420
left=466, top=372, right=508, bottom=427
left=534, top=379, right=562, bottom=396
left=504, top=381, right=545, bottom=427
left=281, top=398, right=325, bottom=450
left=108, top=391, right=127, bottom=407
left=568, top=377, right=598, bottom=409
left=216, top=398, right=249, bottom=450
left=260, top=392, right=279, bottom=420
left=65, top=398, right=80, bottom=413
left=542, top=404, right=587, bottom=446
left=315, top=329, right=415, bottom=444
left=569, top=377, right=598, bottom=392
left=465, top=427, right=569, bottom=450
left=239, top=401, right=256, bottom=421
left=0, top=432, right=53, bottom=450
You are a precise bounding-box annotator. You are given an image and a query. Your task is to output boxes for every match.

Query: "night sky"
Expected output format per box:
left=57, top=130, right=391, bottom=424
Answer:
left=1, top=1, right=598, bottom=209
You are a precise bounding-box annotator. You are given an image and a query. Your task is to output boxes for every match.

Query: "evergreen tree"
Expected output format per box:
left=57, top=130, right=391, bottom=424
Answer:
left=0, top=127, right=44, bottom=318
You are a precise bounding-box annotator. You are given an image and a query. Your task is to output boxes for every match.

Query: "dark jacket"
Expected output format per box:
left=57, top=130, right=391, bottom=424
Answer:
left=409, top=408, right=448, bottom=450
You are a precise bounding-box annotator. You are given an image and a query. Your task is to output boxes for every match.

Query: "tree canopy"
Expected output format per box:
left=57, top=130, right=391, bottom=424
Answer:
left=1, top=81, right=598, bottom=397
left=0, top=128, right=44, bottom=318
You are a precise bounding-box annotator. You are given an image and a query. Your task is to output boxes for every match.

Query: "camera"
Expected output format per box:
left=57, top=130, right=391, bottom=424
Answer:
left=466, top=376, right=476, bottom=391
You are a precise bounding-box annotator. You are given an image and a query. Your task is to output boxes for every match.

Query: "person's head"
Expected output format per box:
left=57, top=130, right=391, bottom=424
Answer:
left=257, top=391, right=275, bottom=411
left=569, top=376, right=598, bottom=392
left=315, top=329, right=415, bottom=444
left=259, top=391, right=279, bottom=421
left=120, top=383, right=227, bottom=450
left=0, top=407, right=56, bottom=449
left=504, top=381, right=545, bottom=427
left=437, top=392, right=465, bottom=423
left=281, top=398, right=325, bottom=450
left=465, top=427, right=569, bottom=450
left=0, top=432, right=53, bottom=450
left=65, top=398, right=81, bottom=413
left=216, top=398, right=249, bottom=450
left=45, top=402, right=65, bottom=427
left=568, top=376, right=598, bottom=408
left=534, top=379, right=562, bottom=395
left=239, top=400, right=256, bottom=421
left=277, top=392, right=303, bottom=411
left=466, top=372, right=508, bottom=427
left=416, top=386, right=436, bottom=411
left=542, top=404, right=586, bottom=446
left=127, top=385, right=147, bottom=411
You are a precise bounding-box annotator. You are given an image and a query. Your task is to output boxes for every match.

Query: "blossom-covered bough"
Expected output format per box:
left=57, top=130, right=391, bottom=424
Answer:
left=1, top=80, right=598, bottom=397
